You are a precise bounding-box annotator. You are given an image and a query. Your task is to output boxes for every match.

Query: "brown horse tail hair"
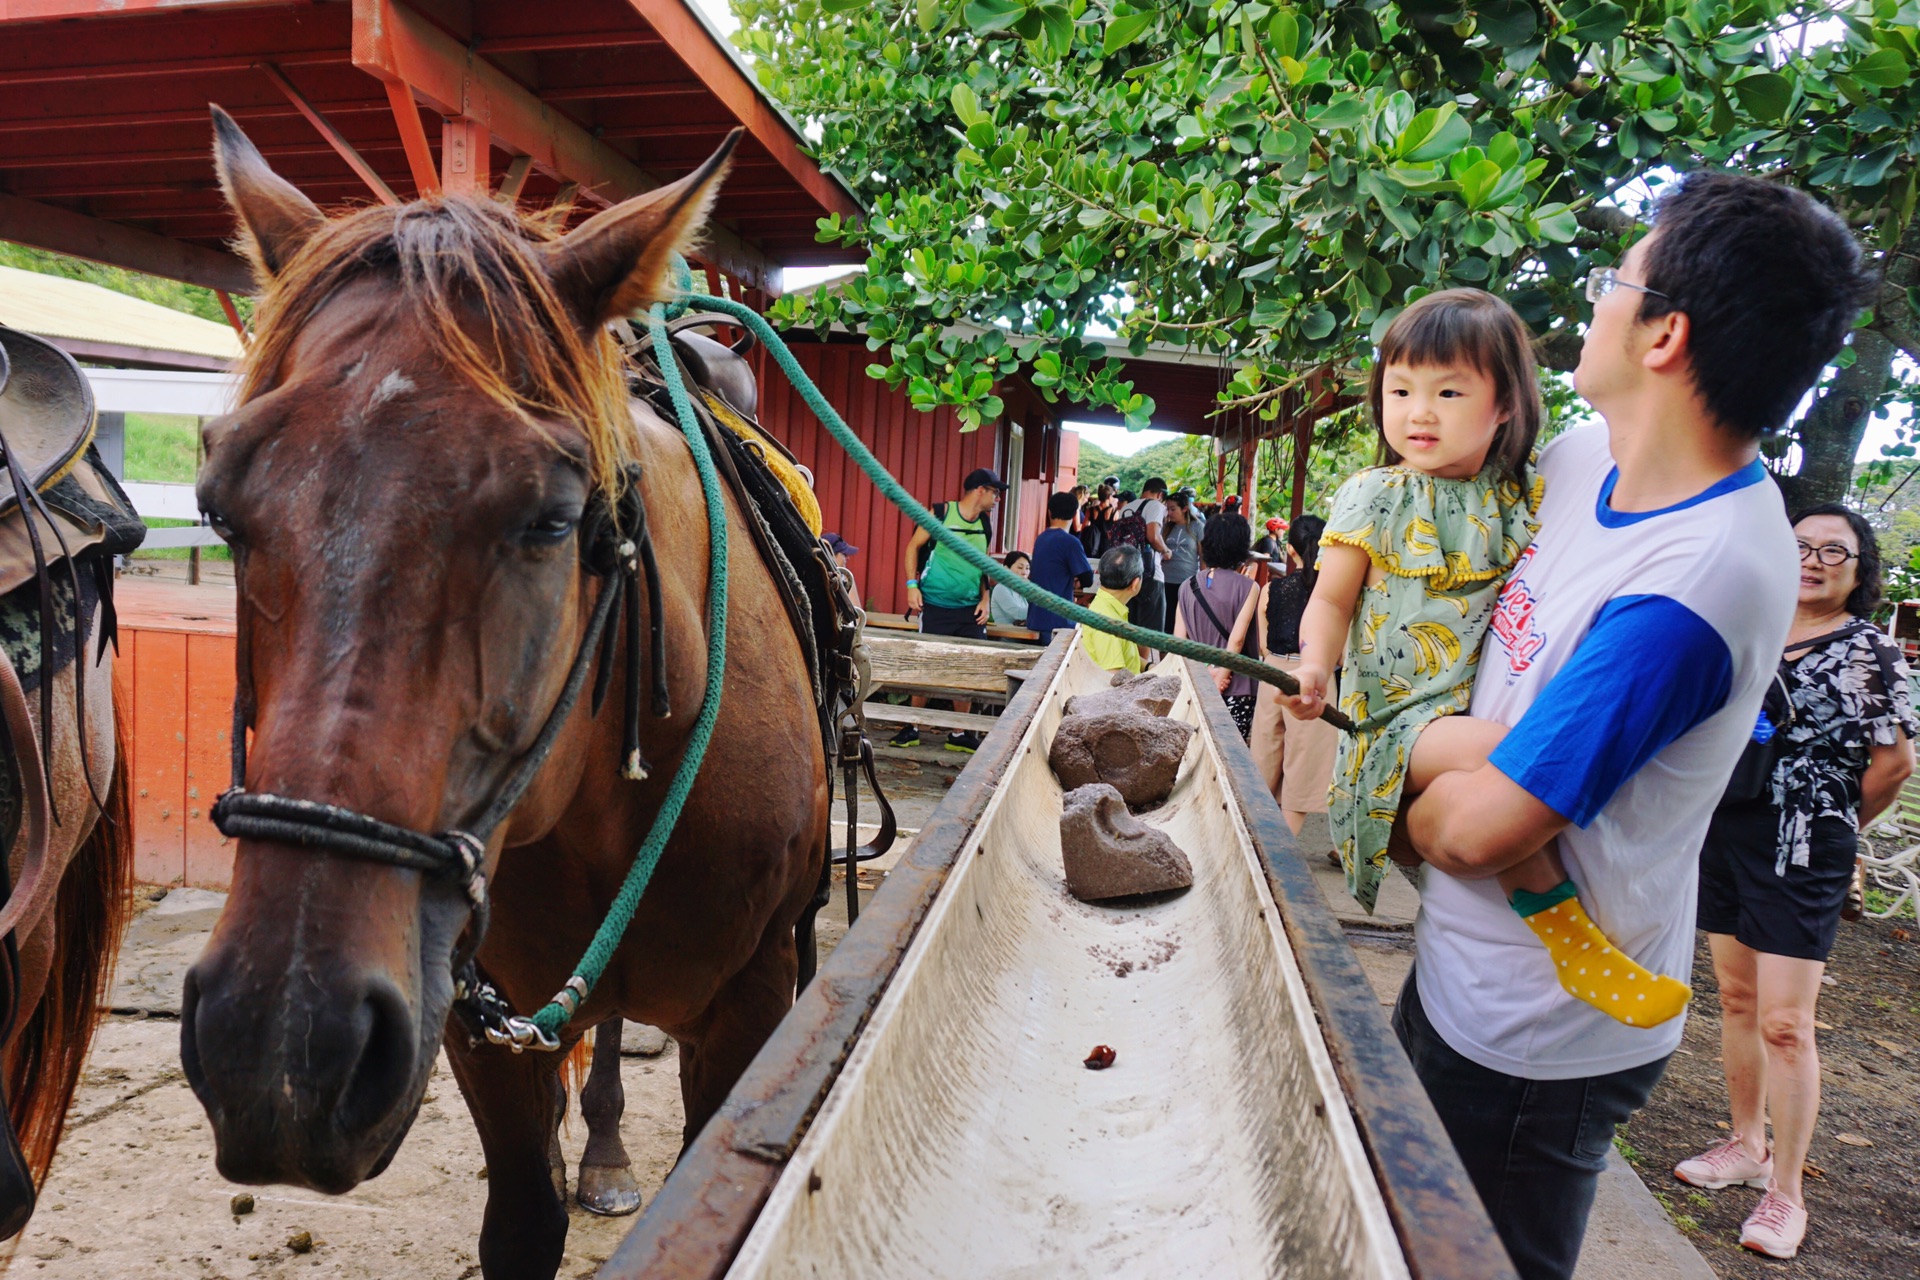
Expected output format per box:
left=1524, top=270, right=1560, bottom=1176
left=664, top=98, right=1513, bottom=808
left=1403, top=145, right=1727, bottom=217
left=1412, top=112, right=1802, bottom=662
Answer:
left=6, top=692, right=134, bottom=1186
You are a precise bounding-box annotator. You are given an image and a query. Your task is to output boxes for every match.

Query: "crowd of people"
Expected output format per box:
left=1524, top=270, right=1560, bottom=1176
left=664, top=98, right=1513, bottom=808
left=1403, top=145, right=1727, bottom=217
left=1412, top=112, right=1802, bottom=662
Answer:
left=857, top=170, right=1903, bottom=1279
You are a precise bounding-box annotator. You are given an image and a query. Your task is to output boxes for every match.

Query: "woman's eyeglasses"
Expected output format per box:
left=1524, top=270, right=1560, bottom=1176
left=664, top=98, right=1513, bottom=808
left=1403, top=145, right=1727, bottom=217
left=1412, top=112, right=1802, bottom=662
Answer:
left=1798, top=541, right=1859, bottom=567
left=1585, top=268, right=1669, bottom=303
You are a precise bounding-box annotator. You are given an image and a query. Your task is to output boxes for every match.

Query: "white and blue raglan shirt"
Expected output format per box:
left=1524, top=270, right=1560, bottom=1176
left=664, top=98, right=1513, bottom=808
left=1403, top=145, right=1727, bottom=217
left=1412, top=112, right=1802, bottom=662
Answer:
left=1415, top=425, right=1798, bottom=1080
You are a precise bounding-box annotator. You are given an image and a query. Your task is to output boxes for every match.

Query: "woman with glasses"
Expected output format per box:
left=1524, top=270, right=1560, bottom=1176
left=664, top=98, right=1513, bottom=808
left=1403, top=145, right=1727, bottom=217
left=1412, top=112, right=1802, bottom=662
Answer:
left=1679, top=503, right=1915, bottom=1258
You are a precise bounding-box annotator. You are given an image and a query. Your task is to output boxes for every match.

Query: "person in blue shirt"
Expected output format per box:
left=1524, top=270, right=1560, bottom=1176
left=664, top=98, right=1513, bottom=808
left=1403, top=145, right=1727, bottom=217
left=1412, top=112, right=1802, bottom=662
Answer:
left=1026, top=490, right=1094, bottom=646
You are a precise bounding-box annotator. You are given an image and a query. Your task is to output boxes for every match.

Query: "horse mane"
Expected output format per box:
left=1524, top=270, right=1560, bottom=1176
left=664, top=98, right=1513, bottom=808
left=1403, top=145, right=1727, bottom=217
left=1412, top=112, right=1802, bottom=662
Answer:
left=5, top=688, right=134, bottom=1186
left=237, top=196, right=638, bottom=503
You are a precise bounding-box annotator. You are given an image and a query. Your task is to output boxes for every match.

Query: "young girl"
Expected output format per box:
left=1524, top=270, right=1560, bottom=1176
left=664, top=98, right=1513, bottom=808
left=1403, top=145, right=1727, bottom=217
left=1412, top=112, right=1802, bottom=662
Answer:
left=1287, top=289, right=1690, bottom=1028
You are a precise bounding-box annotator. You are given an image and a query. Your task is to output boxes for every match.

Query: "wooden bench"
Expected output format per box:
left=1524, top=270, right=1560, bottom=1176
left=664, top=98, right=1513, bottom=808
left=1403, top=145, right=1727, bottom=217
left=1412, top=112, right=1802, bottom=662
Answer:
left=862, top=631, right=1036, bottom=702
left=864, top=610, right=1040, bottom=644
left=860, top=702, right=999, bottom=735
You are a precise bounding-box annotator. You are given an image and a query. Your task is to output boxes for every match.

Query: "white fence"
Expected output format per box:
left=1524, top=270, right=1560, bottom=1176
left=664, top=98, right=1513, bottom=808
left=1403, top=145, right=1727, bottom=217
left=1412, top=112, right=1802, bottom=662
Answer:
left=85, top=368, right=237, bottom=550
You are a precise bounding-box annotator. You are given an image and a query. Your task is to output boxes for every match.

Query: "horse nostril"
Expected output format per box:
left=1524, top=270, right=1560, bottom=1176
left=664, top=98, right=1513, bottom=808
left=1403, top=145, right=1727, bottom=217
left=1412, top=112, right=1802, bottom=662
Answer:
left=336, top=979, right=417, bottom=1137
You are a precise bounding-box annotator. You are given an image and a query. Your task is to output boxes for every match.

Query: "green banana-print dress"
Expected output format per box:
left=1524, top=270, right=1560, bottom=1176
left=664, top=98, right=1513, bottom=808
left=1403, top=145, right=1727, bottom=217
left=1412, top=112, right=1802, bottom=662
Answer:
left=1322, top=461, right=1543, bottom=913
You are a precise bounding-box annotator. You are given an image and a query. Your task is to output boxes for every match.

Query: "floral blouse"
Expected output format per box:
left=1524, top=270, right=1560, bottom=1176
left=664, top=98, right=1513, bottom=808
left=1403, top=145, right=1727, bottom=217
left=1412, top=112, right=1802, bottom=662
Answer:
left=1768, top=625, right=1918, bottom=875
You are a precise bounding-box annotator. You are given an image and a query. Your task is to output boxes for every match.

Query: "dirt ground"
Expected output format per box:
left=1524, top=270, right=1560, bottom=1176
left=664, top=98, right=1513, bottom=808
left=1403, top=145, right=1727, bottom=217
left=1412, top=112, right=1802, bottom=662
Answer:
left=1619, top=910, right=1920, bottom=1278
left=0, top=739, right=969, bottom=1280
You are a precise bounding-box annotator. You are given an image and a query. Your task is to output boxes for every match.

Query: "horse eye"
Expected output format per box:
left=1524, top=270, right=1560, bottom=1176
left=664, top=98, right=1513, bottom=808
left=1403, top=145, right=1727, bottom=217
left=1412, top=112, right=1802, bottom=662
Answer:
left=203, top=508, right=238, bottom=542
left=523, top=513, right=578, bottom=545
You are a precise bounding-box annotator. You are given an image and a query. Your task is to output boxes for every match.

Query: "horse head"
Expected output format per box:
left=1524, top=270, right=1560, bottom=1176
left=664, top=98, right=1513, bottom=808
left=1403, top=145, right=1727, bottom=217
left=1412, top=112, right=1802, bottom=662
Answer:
left=180, top=107, right=736, bottom=1193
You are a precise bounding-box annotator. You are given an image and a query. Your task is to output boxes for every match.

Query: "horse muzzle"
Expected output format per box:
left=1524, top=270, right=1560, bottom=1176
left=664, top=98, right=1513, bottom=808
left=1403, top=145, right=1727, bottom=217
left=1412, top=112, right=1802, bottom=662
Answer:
left=180, top=943, right=437, bottom=1193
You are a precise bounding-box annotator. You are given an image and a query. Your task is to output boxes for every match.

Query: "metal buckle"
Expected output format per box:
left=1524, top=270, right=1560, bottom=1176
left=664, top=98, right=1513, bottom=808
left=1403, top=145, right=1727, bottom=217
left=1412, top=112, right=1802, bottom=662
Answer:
left=484, top=1015, right=562, bottom=1054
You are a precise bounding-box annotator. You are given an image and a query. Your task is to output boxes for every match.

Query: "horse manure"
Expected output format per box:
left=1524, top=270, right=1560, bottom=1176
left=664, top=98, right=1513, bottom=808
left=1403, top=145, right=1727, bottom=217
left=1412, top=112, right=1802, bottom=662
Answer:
left=230, top=1192, right=254, bottom=1216
left=287, top=1230, right=314, bottom=1253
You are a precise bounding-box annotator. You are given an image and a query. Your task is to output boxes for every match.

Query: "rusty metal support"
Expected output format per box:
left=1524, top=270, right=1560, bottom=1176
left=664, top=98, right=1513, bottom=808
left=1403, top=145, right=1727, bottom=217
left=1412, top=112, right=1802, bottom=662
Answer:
left=216, top=291, right=248, bottom=343
left=256, top=61, right=399, bottom=205
left=382, top=79, right=440, bottom=197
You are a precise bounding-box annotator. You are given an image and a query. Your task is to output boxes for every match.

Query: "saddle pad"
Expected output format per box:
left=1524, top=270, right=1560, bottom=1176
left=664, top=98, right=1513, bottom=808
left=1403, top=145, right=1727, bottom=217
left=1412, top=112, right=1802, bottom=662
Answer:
left=702, top=390, right=823, bottom=537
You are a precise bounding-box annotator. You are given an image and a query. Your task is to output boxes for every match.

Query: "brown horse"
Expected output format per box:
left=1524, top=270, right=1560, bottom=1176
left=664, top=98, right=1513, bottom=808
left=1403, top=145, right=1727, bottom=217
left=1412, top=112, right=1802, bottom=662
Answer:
left=181, top=112, right=827, bottom=1277
left=0, top=324, right=138, bottom=1239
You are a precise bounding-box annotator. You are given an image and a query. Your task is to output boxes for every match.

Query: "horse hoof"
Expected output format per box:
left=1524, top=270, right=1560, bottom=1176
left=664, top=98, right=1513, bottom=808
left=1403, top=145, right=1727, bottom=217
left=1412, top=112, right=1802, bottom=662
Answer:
left=576, top=1165, right=643, bottom=1216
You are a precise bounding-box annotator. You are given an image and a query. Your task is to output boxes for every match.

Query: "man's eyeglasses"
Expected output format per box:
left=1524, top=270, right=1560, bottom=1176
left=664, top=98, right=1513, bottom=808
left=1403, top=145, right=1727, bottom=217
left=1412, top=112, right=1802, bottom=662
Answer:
left=1798, top=541, right=1859, bottom=567
left=1585, top=268, right=1669, bottom=304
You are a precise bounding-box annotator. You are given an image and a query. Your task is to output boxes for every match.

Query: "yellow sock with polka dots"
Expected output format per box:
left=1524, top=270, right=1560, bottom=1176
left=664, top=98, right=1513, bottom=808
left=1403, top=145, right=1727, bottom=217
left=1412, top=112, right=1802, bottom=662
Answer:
left=1511, top=882, right=1691, bottom=1028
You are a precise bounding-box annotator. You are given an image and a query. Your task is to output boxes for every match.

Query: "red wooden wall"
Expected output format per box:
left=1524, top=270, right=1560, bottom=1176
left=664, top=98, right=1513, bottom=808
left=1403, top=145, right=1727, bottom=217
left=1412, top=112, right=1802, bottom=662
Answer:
left=754, top=339, right=1066, bottom=616
left=115, top=581, right=239, bottom=888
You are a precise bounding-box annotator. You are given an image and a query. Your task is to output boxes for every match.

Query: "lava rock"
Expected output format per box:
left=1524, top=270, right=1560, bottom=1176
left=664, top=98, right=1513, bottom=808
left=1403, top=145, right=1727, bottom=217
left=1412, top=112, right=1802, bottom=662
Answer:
left=1060, top=784, right=1194, bottom=902
left=1064, top=673, right=1181, bottom=720
left=1048, top=710, right=1194, bottom=807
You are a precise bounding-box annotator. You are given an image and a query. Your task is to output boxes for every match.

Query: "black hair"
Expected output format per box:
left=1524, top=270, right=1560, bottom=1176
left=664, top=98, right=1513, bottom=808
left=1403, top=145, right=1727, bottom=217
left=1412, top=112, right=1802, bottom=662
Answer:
left=1792, top=502, right=1883, bottom=618
left=1200, top=512, right=1252, bottom=569
left=1002, top=549, right=1030, bottom=570
left=1287, top=514, right=1327, bottom=598
left=1099, top=544, right=1143, bottom=589
left=1641, top=172, right=1871, bottom=439
left=1142, top=476, right=1168, bottom=496
left=1119, top=489, right=1137, bottom=504
left=1370, top=287, right=1542, bottom=486
left=1047, top=490, right=1079, bottom=522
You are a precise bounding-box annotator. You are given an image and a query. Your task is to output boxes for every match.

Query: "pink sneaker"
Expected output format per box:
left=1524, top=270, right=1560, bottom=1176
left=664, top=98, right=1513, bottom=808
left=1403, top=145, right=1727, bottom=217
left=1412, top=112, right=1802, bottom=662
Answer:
left=1674, top=1135, right=1772, bottom=1189
left=1741, top=1184, right=1808, bottom=1259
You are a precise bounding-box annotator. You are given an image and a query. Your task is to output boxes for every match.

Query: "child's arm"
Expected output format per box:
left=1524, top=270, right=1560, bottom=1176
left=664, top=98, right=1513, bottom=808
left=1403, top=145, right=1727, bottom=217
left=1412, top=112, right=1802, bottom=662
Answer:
left=1284, top=543, right=1370, bottom=719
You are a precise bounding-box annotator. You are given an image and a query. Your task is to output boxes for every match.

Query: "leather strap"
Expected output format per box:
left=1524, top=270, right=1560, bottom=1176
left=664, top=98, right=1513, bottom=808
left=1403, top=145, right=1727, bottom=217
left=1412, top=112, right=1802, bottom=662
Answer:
left=0, top=644, right=53, bottom=943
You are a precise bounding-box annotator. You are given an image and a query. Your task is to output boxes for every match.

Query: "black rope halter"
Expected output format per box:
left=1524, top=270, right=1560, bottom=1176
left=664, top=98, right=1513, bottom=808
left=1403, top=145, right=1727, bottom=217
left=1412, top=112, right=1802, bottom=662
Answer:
left=210, top=473, right=666, bottom=1052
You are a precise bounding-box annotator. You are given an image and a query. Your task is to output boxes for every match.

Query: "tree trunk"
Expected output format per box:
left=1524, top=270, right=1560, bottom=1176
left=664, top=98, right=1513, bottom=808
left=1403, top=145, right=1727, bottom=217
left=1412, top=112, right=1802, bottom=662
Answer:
left=1776, top=326, right=1895, bottom=513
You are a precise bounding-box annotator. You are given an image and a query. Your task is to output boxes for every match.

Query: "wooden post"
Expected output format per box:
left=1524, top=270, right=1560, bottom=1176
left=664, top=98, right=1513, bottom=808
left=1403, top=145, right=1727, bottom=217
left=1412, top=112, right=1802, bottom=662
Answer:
left=1291, top=398, right=1311, bottom=524
left=1238, top=431, right=1258, bottom=523
left=441, top=116, right=490, bottom=196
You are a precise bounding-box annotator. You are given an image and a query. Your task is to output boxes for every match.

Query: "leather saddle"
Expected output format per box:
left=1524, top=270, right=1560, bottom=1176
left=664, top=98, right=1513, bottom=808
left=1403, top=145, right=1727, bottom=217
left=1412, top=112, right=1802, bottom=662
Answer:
left=0, top=326, right=144, bottom=597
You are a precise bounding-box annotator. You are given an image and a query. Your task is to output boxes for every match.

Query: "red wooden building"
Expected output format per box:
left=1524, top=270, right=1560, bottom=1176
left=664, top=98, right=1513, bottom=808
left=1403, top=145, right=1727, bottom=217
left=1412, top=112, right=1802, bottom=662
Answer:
left=0, top=0, right=1092, bottom=882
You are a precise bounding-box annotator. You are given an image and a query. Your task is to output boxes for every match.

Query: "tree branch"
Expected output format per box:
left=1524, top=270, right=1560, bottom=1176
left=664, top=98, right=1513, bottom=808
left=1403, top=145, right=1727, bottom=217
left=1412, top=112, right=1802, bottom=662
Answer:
left=1533, top=326, right=1584, bottom=372
left=1575, top=205, right=1641, bottom=239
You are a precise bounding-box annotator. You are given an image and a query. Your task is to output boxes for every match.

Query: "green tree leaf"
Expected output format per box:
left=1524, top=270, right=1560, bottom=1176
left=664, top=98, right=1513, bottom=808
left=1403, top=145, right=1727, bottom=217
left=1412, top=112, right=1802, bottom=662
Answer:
left=1103, top=11, right=1155, bottom=56
left=963, top=0, right=1026, bottom=35
left=1731, top=71, right=1793, bottom=121
left=1397, top=103, right=1471, bottom=163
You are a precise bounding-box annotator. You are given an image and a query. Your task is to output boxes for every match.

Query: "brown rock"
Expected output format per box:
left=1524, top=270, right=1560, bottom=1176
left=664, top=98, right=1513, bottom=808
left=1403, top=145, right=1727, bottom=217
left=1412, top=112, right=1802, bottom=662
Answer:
left=1064, top=673, right=1181, bottom=720
left=1060, top=784, right=1194, bottom=902
left=1048, top=711, right=1194, bottom=807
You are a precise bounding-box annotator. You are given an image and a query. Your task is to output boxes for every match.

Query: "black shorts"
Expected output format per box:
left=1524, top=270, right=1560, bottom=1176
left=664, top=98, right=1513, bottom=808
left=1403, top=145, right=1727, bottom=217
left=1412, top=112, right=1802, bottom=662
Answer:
left=918, top=601, right=986, bottom=640
left=1697, top=801, right=1857, bottom=962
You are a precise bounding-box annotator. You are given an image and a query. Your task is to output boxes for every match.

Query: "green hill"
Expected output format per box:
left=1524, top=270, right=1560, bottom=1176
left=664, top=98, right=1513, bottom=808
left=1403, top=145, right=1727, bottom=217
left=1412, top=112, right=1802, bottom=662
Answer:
left=1072, top=434, right=1205, bottom=497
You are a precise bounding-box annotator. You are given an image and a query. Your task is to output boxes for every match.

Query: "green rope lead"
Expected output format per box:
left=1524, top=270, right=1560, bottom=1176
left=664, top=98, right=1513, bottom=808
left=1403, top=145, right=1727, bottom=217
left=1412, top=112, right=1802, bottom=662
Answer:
left=683, top=291, right=1352, bottom=732
left=529, top=305, right=731, bottom=1040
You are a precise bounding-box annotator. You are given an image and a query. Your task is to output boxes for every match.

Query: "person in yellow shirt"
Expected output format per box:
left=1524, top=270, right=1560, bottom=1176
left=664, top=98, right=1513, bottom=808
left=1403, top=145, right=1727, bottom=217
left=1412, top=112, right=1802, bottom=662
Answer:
left=1081, top=545, right=1148, bottom=674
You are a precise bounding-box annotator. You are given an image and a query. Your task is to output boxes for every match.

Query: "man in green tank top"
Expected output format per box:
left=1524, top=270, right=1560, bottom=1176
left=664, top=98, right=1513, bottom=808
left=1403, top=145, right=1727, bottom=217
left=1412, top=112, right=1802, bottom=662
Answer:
left=893, top=467, right=1006, bottom=753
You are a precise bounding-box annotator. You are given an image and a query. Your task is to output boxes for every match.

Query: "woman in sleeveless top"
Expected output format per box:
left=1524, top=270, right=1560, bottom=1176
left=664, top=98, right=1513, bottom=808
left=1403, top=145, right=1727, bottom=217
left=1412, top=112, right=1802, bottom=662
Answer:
left=1249, top=515, right=1339, bottom=834
left=1172, top=513, right=1259, bottom=739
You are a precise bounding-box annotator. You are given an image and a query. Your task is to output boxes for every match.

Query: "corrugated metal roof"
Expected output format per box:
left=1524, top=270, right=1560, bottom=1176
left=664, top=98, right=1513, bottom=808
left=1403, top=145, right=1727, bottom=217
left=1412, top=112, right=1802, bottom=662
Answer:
left=0, top=264, right=241, bottom=361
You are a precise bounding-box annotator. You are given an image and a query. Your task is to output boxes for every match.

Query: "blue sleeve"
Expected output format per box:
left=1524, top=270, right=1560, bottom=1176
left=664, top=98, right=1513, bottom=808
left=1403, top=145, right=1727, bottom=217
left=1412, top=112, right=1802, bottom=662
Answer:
left=1489, top=595, right=1734, bottom=827
left=1069, top=539, right=1092, bottom=576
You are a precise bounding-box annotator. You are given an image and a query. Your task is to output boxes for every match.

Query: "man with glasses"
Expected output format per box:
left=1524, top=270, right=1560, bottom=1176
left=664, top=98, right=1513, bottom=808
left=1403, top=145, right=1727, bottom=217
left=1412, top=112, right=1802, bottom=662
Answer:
left=1389, top=172, right=1872, bottom=1280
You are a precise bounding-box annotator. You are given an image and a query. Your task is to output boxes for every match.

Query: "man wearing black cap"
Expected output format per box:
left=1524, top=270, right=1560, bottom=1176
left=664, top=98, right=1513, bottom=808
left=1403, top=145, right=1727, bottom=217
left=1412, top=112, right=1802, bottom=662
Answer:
left=895, top=466, right=1005, bottom=752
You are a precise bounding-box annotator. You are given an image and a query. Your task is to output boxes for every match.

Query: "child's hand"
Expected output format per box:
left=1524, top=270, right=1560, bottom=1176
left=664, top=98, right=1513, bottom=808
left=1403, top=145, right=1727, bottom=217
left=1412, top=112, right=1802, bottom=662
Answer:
left=1284, top=662, right=1329, bottom=719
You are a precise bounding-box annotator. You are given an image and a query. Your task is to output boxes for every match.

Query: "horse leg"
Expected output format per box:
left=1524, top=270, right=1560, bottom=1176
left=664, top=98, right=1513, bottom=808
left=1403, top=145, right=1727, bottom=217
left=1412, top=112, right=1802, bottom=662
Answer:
left=446, top=1037, right=569, bottom=1280
left=575, top=1019, right=642, bottom=1216
left=545, top=1069, right=567, bottom=1203
left=675, top=913, right=798, bottom=1148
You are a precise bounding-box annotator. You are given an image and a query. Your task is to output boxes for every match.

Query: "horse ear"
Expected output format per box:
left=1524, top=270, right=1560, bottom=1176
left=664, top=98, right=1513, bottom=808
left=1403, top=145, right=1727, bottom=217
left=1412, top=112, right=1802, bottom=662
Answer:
left=211, top=104, right=325, bottom=282
left=542, top=128, right=741, bottom=332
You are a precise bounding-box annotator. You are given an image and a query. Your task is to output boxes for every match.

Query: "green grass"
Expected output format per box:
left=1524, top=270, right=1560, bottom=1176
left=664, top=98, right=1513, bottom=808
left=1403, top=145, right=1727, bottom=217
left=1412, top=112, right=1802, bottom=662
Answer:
left=123, top=413, right=200, bottom=484
left=1613, top=1131, right=1640, bottom=1166
left=1864, top=886, right=1918, bottom=919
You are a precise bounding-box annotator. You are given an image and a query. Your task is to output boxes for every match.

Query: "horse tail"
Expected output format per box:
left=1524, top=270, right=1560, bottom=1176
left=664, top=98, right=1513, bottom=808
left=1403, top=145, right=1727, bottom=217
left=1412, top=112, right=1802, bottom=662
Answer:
left=6, top=692, right=134, bottom=1185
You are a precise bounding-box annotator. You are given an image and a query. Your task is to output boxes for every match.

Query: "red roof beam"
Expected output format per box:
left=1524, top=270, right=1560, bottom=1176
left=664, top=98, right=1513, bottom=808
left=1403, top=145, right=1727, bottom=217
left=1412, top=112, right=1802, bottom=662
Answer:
left=535, top=81, right=710, bottom=103
left=0, top=48, right=343, bottom=88
left=0, top=100, right=397, bottom=135
left=258, top=61, right=400, bottom=204
left=0, top=189, right=251, bottom=293
left=0, top=0, right=294, bottom=21
left=477, top=30, right=663, bottom=54
left=351, top=0, right=773, bottom=289
left=621, top=0, right=857, bottom=222
left=0, top=139, right=410, bottom=171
